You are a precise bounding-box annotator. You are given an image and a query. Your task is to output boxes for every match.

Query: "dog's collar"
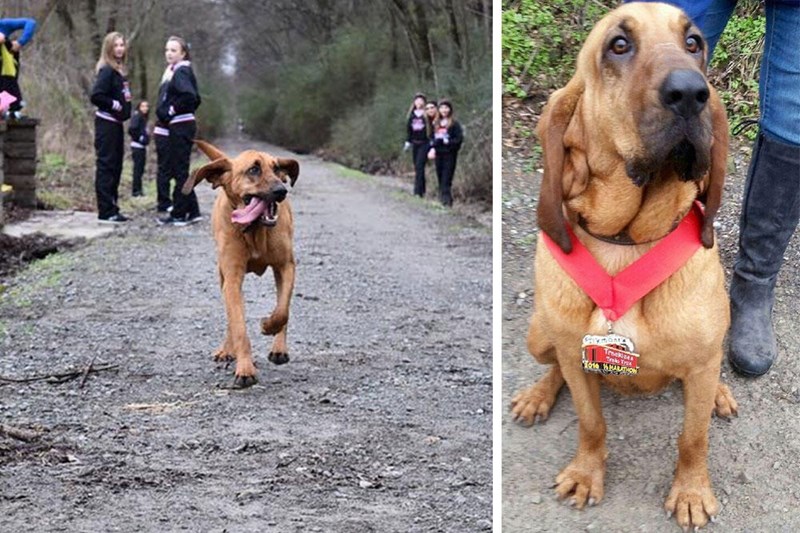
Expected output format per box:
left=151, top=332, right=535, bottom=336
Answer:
left=576, top=213, right=682, bottom=246
left=542, top=201, right=705, bottom=322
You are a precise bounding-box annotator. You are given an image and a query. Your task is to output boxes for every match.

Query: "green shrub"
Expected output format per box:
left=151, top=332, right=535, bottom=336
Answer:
left=502, top=0, right=612, bottom=98
left=709, top=8, right=765, bottom=138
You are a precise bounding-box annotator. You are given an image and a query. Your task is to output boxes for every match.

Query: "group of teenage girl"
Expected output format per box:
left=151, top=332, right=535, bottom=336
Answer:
left=404, top=93, right=463, bottom=207
left=91, top=32, right=201, bottom=225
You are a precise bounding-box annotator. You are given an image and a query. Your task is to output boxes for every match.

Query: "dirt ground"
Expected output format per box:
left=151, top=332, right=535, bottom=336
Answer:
left=502, top=105, right=800, bottom=531
left=0, top=138, right=492, bottom=532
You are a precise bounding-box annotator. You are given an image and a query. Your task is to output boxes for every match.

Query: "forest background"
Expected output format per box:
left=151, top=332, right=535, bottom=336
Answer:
left=2, top=0, right=492, bottom=210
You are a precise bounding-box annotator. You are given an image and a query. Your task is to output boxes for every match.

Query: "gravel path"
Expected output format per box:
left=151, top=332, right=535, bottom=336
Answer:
left=502, top=133, right=800, bottom=532
left=0, top=138, right=492, bottom=532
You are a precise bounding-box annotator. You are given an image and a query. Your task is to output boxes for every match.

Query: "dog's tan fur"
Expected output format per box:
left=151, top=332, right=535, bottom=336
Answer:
left=511, top=4, right=737, bottom=529
left=185, top=140, right=299, bottom=388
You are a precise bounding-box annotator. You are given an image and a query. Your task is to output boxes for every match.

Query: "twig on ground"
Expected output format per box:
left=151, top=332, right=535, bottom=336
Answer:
left=79, top=353, right=99, bottom=389
left=0, top=424, right=42, bottom=442
left=0, top=364, right=118, bottom=385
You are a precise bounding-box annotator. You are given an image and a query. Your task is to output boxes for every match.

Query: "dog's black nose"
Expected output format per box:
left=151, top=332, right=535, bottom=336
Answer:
left=659, top=69, right=709, bottom=118
left=271, top=184, right=288, bottom=202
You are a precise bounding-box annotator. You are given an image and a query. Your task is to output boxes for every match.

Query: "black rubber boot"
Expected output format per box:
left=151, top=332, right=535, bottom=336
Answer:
left=728, top=132, right=800, bottom=377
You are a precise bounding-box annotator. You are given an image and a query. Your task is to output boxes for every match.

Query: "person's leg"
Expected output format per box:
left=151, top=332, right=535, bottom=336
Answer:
left=94, top=119, right=118, bottom=219
left=728, top=2, right=800, bottom=377
left=132, top=148, right=145, bottom=196
left=697, top=0, right=737, bottom=60
left=413, top=143, right=426, bottom=197
left=155, top=134, right=172, bottom=211
left=169, top=121, right=199, bottom=220
left=111, top=124, right=124, bottom=208
left=435, top=154, right=445, bottom=204
left=6, top=77, right=22, bottom=112
left=183, top=122, right=200, bottom=218
left=441, top=153, right=456, bottom=207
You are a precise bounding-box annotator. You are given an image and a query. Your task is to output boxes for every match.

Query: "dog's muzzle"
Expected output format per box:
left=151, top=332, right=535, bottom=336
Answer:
left=231, top=185, right=287, bottom=228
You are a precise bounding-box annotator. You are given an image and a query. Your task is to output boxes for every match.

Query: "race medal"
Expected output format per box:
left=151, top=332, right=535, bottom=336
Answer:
left=581, top=331, right=639, bottom=376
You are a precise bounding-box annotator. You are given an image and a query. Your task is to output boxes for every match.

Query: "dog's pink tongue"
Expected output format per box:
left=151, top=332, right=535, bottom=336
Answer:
left=231, top=198, right=267, bottom=225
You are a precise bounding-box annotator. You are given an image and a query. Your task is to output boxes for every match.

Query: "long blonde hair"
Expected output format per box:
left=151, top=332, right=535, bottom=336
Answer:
left=407, top=92, right=427, bottom=117
left=95, top=32, right=127, bottom=75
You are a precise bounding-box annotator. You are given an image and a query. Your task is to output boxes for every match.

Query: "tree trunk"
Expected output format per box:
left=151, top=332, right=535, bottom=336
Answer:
left=86, top=0, right=102, bottom=61
left=55, top=2, right=75, bottom=40
left=105, top=7, right=118, bottom=35
left=446, top=0, right=468, bottom=74
left=389, top=0, right=433, bottom=82
left=35, top=0, right=62, bottom=32
left=409, top=1, right=433, bottom=81
left=138, top=45, right=148, bottom=101
left=483, top=0, right=491, bottom=48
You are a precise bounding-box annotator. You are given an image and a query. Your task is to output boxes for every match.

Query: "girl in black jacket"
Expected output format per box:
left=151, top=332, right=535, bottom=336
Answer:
left=404, top=93, right=431, bottom=197
left=427, top=99, right=463, bottom=207
left=91, top=31, right=132, bottom=222
left=157, top=36, right=201, bottom=226
left=128, top=100, right=150, bottom=197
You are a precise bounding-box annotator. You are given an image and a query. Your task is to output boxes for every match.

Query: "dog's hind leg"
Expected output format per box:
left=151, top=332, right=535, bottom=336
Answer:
left=220, top=266, right=257, bottom=388
left=262, top=260, right=295, bottom=365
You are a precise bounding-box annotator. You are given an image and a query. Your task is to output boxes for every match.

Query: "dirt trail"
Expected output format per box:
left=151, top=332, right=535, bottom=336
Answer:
left=0, top=138, right=492, bottom=532
left=502, top=142, right=800, bottom=532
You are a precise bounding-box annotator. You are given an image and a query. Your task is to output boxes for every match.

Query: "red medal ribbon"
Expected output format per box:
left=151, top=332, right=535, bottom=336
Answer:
left=542, top=202, right=704, bottom=322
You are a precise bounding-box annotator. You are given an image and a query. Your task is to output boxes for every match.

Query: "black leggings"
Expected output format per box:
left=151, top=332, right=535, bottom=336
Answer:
left=435, top=151, right=458, bottom=206
left=169, top=120, right=199, bottom=219
left=412, top=142, right=428, bottom=196
left=131, top=147, right=146, bottom=195
left=155, top=134, right=171, bottom=211
left=94, top=117, right=124, bottom=218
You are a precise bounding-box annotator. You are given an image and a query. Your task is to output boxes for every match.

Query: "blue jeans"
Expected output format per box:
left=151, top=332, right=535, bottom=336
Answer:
left=632, top=0, right=800, bottom=146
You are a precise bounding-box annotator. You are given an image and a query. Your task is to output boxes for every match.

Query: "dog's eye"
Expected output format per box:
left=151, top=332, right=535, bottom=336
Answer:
left=610, top=37, right=631, bottom=55
left=685, top=35, right=702, bottom=54
left=247, top=165, right=260, bottom=177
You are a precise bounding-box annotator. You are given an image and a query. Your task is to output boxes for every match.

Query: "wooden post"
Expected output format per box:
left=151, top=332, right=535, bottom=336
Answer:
left=2, top=118, right=39, bottom=209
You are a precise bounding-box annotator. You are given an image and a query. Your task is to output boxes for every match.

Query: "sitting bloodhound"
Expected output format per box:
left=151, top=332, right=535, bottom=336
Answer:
left=511, top=3, right=736, bottom=529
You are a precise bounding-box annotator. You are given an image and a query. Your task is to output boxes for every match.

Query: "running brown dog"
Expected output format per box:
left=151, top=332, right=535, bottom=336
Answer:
left=184, top=140, right=299, bottom=388
left=511, top=3, right=737, bottom=529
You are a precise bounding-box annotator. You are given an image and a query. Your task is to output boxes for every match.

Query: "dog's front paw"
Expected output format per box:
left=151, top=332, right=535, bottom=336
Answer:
left=233, top=375, right=258, bottom=389
left=554, top=454, right=606, bottom=510
left=232, top=359, right=258, bottom=389
left=665, top=473, right=719, bottom=529
left=268, top=351, right=290, bottom=365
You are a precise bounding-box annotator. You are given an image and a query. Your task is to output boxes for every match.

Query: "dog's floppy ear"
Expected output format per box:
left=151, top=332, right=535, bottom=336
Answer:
left=183, top=157, right=232, bottom=194
left=194, top=139, right=228, bottom=161
left=699, top=87, right=729, bottom=248
left=275, top=158, right=300, bottom=186
left=536, top=79, right=585, bottom=254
